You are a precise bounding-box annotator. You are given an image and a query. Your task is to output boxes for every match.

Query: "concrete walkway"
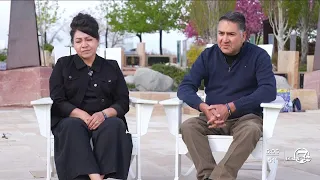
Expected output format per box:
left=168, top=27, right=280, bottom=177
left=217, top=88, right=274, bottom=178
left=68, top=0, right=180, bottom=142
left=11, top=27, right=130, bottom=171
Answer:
left=0, top=107, right=319, bottom=180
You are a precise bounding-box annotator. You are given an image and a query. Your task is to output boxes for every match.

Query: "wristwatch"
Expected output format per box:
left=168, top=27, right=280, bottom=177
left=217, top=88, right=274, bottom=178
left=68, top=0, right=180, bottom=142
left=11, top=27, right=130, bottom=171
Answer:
left=101, top=111, right=108, bottom=119
left=225, top=103, right=232, bottom=116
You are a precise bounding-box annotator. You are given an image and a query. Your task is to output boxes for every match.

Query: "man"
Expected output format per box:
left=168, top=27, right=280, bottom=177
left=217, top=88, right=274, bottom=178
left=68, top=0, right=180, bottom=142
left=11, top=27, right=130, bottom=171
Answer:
left=177, top=11, right=277, bottom=180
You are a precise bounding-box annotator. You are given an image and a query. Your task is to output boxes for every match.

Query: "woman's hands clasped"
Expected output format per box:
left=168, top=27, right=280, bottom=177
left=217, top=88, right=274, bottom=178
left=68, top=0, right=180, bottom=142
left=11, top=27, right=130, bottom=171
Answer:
left=78, top=111, right=105, bottom=131
left=72, top=107, right=117, bottom=131
left=87, top=112, right=105, bottom=130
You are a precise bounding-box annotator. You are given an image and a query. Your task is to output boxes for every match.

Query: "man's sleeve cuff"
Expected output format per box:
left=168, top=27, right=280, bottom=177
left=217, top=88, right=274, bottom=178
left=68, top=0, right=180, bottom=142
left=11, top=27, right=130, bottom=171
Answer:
left=193, top=98, right=204, bottom=112
left=233, top=99, right=243, bottom=112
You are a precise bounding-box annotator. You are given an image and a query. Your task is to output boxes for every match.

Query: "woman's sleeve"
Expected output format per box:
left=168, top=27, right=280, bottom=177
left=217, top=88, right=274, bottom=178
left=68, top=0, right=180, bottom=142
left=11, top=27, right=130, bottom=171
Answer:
left=110, top=61, right=130, bottom=117
left=49, top=59, right=77, bottom=117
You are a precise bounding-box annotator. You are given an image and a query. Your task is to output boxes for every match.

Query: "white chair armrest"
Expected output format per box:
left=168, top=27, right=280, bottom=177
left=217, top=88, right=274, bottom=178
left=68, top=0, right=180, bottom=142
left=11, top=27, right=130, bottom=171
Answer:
left=159, top=98, right=183, bottom=136
left=30, top=97, right=53, bottom=138
left=260, top=96, right=285, bottom=139
left=129, top=97, right=158, bottom=136
left=159, top=97, right=183, bottom=106
left=30, top=97, right=53, bottom=105
left=260, top=96, right=285, bottom=109
left=129, top=97, right=158, bottom=105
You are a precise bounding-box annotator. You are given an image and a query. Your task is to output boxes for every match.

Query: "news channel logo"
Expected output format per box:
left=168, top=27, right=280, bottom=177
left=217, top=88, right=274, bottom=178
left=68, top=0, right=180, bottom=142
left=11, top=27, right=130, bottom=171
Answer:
left=286, top=148, right=311, bottom=164
left=267, top=148, right=312, bottom=164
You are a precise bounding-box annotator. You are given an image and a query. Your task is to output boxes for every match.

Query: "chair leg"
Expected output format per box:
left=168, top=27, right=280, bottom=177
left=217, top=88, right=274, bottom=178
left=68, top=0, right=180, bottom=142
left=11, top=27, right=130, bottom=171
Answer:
left=47, top=137, right=51, bottom=180
left=128, top=155, right=136, bottom=180
left=50, top=156, right=56, bottom=177
left=137, top=137, right=141, bottom=180
left=182, top=164, right=195, bottom=177
left=267, top=158, right=278, bottom=180
left=174, top=154, right=181, bottom=180
left=262, top=139, right=268, bottom=180
left=174, top=136, right=181, bottom=180
left=50, top=137, right=56, bottom=177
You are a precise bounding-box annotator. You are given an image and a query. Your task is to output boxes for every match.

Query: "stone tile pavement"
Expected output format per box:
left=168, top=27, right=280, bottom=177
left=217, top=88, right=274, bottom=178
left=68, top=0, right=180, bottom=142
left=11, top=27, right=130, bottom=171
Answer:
left=0, top=107, right=320, bottom=180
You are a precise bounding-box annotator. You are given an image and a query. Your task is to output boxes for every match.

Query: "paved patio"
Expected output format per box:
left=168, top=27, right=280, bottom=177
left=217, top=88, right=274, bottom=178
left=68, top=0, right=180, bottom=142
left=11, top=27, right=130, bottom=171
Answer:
left=0, top=107, right=319, bottom=180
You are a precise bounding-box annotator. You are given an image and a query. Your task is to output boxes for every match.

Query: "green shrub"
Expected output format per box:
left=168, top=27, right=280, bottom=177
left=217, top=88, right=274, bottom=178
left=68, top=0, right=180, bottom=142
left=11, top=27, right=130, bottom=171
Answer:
left=126, top=83, right=136, bottom=91
left=299, top=63, right=307, bottom=72
left=186, top=44, right=205, bottom=67
left=0, top=54, right=6, bottom=62
left=43, top=43, right=54, bottom=53
left=151, top=64, right=205, bottom=91
left=0, top=49, right=7, bottom=62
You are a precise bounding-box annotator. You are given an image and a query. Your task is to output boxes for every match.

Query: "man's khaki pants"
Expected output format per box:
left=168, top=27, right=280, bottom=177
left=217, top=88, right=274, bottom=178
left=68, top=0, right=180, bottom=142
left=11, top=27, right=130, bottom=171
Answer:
left=180, top=113, right=263, bottom=180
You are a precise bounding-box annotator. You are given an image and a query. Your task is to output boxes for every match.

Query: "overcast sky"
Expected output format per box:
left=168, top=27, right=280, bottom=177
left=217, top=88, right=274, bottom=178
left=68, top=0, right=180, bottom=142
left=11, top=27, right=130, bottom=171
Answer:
left=0, top=1, right=188, bottom=56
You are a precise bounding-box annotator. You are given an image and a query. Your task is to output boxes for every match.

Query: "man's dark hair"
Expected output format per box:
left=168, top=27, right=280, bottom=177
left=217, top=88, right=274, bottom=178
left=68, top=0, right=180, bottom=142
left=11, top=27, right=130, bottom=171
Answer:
left=219, top=11, right=246, bottom=32
left=70, top=13, right=100, bottom=43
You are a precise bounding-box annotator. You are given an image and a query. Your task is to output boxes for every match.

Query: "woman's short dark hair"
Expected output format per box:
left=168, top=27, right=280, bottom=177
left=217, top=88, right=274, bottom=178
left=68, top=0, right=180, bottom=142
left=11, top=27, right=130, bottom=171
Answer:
left=70, top=13, right=100, bottom=43
left=219, top=11, right=246, bottom=32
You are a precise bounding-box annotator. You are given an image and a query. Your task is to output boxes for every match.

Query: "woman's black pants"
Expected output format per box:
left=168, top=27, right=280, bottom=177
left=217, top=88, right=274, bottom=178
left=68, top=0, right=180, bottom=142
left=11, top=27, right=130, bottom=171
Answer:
left=51, top=117, right=133, bottom=180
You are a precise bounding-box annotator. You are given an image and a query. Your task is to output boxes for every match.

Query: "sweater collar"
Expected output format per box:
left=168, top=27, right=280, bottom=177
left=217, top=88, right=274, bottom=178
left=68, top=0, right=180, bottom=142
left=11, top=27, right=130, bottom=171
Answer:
left=218, top=41, right=248, bottom=58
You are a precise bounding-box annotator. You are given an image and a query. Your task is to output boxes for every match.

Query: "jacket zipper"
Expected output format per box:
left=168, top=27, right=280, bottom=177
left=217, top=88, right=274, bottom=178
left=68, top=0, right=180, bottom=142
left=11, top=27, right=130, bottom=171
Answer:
left=223, top=56, right=232, bottom=72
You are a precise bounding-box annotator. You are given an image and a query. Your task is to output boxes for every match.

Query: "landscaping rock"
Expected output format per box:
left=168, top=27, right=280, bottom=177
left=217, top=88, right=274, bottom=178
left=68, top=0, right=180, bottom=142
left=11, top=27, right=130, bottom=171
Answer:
left=134, top=68, right=174, bottom=92
left=125, top=75, right=135, bottom=84
left=275, top=75, right=292, bottom=89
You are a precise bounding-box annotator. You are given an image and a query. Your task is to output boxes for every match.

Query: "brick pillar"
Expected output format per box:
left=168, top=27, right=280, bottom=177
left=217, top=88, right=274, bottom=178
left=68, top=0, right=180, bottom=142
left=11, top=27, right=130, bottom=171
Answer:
left=137, top=43, right=146, bottom=67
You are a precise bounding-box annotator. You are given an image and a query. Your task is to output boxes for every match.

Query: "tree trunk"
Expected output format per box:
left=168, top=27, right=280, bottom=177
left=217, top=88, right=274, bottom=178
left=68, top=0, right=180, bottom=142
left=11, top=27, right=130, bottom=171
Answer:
left=299, top=4, right=310, bottom=65
left=136, top=33, right=142, bottom=42
left=44, top=31, right=47, bottom=44
left=207, top=1, right=217, bottom=44
left=276, top=27, right=286, bottom=52
left=256, top=33, right=261, bottom=44
left=300, top=24, right=309, bottom=64
left=268, top=1, right=291, bottom=52
left=159, top=29, right=163, bottom=55
left=105, top=27, right=109, bottom=48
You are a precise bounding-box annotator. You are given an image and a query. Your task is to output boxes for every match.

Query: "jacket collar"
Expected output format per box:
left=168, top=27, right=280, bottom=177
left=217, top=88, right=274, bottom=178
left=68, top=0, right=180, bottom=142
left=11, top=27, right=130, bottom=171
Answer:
left=74, top=54, right=102, bottom=72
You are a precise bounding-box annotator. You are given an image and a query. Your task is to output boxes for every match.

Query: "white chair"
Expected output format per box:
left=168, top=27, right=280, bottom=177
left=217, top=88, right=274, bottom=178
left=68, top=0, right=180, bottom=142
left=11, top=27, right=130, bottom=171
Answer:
left=31, top=97, right=158, bottom=180
left=159, top=96, right=285, bottom=180
left=258, top=44, right=274, bottom=58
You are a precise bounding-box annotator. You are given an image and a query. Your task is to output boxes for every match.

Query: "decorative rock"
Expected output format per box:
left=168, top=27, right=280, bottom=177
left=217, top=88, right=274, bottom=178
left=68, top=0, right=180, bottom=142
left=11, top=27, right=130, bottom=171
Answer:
left=125, top=75, right=135, bottom=84
left=275, top=75, right=292, bottom=89
left=134, top=68, right=174, bottom=92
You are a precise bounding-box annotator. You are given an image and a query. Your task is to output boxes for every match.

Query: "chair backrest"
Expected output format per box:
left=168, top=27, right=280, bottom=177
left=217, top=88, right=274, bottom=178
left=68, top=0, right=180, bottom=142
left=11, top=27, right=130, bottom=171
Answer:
left=258, top=44, right=274, bottom=58
left=102, top=48, right=123, bottom=70
left=206, top=44, right=214, bottom=48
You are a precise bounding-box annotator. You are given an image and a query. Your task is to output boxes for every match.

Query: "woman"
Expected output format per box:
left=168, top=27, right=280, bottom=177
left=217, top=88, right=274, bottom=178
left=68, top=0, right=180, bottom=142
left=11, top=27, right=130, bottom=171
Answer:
left=49, top=13, right=132, bottom=180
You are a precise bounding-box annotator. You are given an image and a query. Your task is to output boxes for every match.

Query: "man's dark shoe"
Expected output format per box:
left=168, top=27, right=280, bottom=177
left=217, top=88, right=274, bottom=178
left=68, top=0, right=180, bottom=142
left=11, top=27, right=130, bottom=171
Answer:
left=204, top=178, right=212, bottom=180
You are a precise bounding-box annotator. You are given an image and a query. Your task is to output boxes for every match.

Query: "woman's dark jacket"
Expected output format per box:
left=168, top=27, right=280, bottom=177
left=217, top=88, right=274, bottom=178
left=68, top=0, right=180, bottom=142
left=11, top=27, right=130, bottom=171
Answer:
left=49, top=54, right=130, bottom=129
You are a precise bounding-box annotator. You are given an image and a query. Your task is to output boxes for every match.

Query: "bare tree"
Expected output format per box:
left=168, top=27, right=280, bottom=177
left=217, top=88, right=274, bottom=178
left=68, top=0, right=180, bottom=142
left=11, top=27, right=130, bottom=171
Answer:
left=35, top=0, right=65, bottom=46
left=292, top=1, right=319, bottom=64
left=262, top=0, right=292, bottom=52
